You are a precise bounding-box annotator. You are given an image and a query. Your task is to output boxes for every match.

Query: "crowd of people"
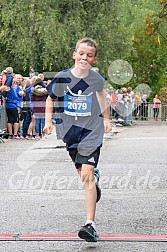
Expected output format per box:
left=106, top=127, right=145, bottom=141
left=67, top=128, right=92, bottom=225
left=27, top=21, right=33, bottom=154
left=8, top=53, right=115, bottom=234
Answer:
left=0, top=67, right=51, bottom=140
left=0, top=66, right=162, bottom=140
left=105, top=86, right=162, bottom=125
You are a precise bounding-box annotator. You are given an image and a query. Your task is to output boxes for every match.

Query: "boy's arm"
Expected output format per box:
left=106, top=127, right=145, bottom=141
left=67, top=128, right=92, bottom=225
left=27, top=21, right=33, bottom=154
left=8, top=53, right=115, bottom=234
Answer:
left=96, top=90, right=112, bottom=133
left=43, top=96, right=54, bottom=134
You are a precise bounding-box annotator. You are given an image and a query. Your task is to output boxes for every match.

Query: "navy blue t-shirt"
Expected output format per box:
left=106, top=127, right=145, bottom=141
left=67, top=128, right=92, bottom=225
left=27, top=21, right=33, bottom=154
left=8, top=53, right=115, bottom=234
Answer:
left=47, top=68, right=105, bottom=155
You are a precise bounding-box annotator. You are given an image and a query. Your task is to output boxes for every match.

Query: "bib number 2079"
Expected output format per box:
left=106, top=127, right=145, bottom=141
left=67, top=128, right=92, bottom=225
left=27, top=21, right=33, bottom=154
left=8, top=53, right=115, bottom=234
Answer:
left=67, top=101, right=87, bottom=111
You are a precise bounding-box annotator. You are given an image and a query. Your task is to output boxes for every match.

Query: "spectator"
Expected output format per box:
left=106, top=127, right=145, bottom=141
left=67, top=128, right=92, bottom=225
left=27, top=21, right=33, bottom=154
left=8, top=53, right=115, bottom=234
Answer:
left=13, top=74, right=24, bottom=136
left=20, top=77, right=32, bottom=138
left=126, top=87, right=133, bottom=125
left=153, top=95, right=161, bottom=121
left=31, top=78, right=48, bottom=140
left=141, top=94, right=148, bottom=120
left=133, top=92, right=142, bottom=120
left=4, top=80, right=24, bottom=139
left=116, top=88, right=125, bottom=121
left=25, top=76, right=37, bottom=139
left=110, top=88, right=118, bottom=120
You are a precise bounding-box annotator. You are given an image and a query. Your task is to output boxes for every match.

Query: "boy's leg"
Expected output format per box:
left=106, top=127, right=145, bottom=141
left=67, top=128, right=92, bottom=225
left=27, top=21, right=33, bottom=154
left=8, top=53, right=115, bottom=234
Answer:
left=81, top=164, right=97, bottom=221
left=68, top=148, right=101, bottom=242
left=78, top=164, right=98, bottom=242
left=68, top=149, right=96, bottom=219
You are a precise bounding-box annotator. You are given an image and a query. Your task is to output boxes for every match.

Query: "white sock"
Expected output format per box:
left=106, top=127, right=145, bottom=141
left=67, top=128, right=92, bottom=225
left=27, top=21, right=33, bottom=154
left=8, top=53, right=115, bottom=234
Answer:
left=85, top=220, right=96, bottom=231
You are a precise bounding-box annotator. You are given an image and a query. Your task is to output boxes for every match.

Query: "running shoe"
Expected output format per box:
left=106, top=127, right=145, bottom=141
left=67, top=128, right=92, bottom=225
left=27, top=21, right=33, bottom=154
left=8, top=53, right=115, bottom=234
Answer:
left=78, top=223, right=98, bottom=242
left=94, top=168, right=101, bottom=203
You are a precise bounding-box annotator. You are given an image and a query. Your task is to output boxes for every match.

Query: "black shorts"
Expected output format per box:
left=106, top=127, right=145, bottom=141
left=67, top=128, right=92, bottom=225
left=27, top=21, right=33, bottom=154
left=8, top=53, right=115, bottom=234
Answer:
left=68, top=147, right=101, bottom=169
left=6, top=108, right=19, bottom=124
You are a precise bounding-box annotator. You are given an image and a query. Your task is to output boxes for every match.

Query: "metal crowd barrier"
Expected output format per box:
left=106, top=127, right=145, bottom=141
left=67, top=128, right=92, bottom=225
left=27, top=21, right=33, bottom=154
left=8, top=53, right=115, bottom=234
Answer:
left=0, top=98, right=8, bottom=142
left=132, top=103, right=167, bottom=121
left=0, top=100, right=7, bottom=130
left=110, top=102, right=167, bottom=121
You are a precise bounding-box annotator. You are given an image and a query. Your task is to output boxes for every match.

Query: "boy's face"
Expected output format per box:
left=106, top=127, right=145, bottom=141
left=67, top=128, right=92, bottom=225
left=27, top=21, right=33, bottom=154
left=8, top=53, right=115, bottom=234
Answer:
left=73, top=43, right=96, bottom=70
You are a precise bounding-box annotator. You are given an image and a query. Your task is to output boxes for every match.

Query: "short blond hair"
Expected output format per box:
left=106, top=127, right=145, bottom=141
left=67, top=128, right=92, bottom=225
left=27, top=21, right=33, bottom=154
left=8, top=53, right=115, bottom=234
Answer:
left=4, top=66, right=13, bottom=74
left=75, top=38, right=97, bottom=56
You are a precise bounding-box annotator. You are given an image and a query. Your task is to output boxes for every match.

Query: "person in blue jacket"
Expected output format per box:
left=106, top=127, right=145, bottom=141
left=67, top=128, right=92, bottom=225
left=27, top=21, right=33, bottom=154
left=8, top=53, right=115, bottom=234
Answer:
left=4, top=81, right=24, bottom=139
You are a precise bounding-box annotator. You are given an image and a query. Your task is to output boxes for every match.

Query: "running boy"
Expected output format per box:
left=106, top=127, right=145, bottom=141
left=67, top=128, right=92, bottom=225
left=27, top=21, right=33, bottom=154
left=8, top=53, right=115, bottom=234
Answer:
left=44, top=38, right=111, bottom=242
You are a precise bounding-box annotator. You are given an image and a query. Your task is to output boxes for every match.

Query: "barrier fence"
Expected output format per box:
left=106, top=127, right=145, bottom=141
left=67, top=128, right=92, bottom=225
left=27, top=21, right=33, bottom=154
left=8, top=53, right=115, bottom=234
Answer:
left=132, top=103, right=167, bottom=121
left=1, top=102, right=167, bottom=132
left=110, top=103, right=167, bottom=122
left=0, top=103, right=7, bottom=131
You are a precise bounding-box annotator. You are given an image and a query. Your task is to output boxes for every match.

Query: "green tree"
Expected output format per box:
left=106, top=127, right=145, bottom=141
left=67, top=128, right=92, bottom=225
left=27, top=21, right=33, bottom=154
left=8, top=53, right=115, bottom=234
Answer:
left=0, top=0, right=66, bottom=74
left=0, top=0, right=166, bottom=96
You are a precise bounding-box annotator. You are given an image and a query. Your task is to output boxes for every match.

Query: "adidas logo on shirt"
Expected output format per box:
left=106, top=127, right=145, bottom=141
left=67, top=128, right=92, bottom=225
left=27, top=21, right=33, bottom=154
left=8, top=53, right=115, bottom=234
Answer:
left=88, top=157, right=95, bottom=163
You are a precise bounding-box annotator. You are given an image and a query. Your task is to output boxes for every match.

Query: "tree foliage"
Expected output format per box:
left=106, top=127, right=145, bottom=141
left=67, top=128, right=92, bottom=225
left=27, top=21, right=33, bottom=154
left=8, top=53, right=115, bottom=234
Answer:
left=0, top=0, right=166, bottom=95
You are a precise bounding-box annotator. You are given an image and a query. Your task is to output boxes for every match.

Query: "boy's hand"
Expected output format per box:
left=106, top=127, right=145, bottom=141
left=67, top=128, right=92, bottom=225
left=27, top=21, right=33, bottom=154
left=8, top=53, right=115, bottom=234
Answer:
left=43, top=122, right=53, bottom=135
left=104, top=119, right=112, bottom=133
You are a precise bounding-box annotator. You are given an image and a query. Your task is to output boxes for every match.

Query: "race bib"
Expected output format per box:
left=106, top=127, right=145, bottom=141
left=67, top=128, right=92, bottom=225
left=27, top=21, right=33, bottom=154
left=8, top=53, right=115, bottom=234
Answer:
left=64, top=93, right=92, bottom=116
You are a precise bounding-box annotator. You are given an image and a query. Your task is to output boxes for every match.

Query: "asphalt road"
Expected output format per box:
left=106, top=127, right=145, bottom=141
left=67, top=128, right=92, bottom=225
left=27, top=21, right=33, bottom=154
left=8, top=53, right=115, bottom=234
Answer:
left=0, top=121, right=167, bottom=252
